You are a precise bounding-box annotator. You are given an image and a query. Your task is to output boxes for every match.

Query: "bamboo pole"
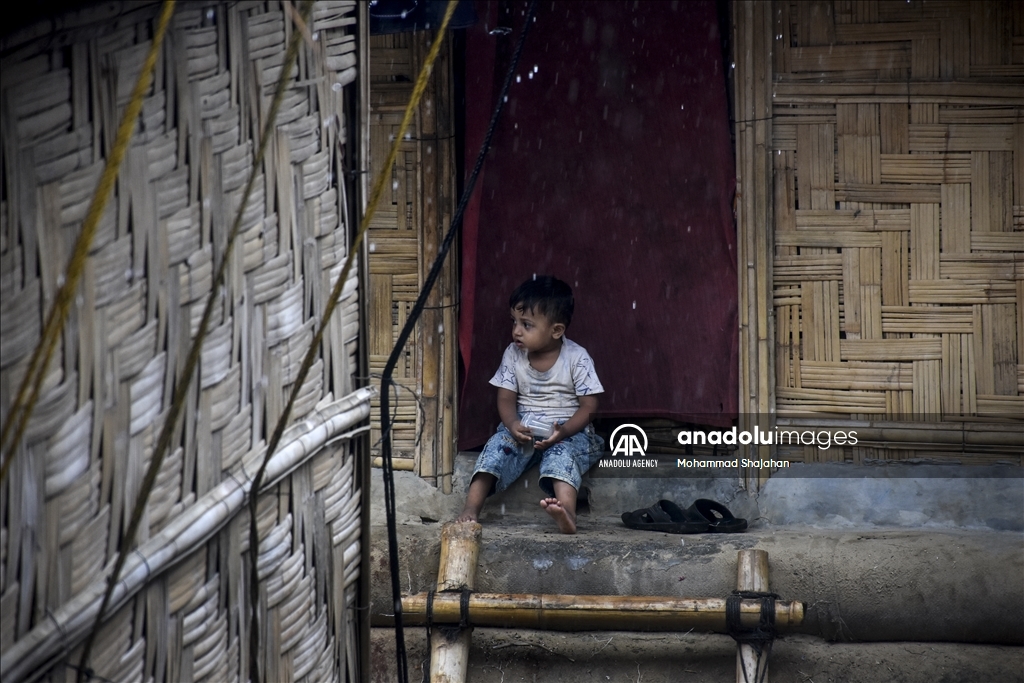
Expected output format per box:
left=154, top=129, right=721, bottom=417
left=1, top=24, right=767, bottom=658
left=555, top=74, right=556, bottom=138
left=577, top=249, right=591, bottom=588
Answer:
left=429, top=521, right=481, bottom=683
left=736, top=549, right=770, bottom=683
left=371, top=456, right=416, bottom=470
left=401, top=592, right=804, bottom=632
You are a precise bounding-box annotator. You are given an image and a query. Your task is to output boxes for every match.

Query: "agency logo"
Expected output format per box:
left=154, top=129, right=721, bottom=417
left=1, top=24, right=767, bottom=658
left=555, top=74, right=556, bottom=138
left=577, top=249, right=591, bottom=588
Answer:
left=609, top=423, right=648, bottom=457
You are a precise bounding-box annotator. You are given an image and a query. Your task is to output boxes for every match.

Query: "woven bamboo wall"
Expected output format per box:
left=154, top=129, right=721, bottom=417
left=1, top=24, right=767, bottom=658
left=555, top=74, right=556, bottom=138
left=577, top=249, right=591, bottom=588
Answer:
left=367, top=31, right=459, bottom=491
left=0, top=2, right=367, bottom=681
left=736, top=0, right=1023, bottom=468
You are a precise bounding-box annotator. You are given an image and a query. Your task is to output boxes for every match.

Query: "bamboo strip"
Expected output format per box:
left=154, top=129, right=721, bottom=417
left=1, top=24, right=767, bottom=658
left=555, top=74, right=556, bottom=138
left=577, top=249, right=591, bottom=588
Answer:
left=971, top=233, right=1024, bottom=252
left=881, top=306, right=974, bottom=333
left=777, top=231, right=882, bottom=248
left=772, top=82, right=1024, bottom=105
left=776, top=387, right=887, bottom=410
left=800, top=361, right=912, bottom=391
left=789, top=44, right=909, bottom=72
left=841, top=339, right=942, bottom=361
left=836, top=183, right=941, bottom=203
left=909, top=280, right=1017, bottom=304
left=879, top=154, right=971, bottom=184
left=795, top=209, right=909, bottom=231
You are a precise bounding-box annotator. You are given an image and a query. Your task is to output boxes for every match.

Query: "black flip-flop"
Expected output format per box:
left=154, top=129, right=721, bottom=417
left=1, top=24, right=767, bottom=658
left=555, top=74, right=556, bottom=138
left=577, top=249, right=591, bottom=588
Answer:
left=621, top=500, right=709, bottom=534
left=689, top=499, right=748, bottom=533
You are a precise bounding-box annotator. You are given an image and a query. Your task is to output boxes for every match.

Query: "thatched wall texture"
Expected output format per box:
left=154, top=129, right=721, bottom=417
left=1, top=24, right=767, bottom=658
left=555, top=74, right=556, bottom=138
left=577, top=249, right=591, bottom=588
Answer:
left=366, top=32, right=458, bottom=491
left=734, top=0, right=1023, bottom=474
left=0, top=1, right=368, bottom=681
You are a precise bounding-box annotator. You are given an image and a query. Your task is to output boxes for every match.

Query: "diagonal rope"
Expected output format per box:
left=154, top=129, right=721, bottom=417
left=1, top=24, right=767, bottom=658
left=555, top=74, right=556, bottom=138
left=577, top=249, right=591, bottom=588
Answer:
left=244, top=4, right=459, bottom=683
left=0, top=1, right=175, bottom=486
left=380, top=2, right=539, bottom=681
left=76, top=2, right=315, bottom=680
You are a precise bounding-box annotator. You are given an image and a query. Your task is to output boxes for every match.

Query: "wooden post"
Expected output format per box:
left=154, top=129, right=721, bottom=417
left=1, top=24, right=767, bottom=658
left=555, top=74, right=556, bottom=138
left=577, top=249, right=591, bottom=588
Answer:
left=736, top=549, right=771, bottom=683
left=429, top=521, right=481, bottom=683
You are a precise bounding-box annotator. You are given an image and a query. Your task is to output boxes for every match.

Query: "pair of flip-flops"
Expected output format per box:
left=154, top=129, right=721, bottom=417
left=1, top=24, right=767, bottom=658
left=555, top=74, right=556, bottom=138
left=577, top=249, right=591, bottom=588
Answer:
left=621, top=499, right=747, bottom=534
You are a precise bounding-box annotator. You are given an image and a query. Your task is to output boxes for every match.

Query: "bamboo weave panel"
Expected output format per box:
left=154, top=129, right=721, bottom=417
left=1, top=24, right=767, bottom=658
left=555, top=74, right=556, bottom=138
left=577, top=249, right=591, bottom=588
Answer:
left=367, top=32, right=459, bottom=491
left=766, top=0, right=1023, bottom=465
left=0, top=2, right=364, bottom=680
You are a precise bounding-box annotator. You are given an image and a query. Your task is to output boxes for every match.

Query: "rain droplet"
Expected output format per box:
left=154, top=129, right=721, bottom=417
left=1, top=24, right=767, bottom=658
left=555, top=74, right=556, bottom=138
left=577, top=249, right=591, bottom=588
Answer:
left=533, top=65, right=539, bottom=73
left=206, top=8, right=214, bottom=19
left=528, top=72, right=534, bottom=79
left=687, top=226, right=691, bottom=232
left=332, top=82, right=342, bottom=92
left=125, top=268, right=133, bottom=281
left=632, top=301, right=637, bottom=309
left=437, top=324, right=444, bottom=334
left=500, top=503, right=506, bottom=515
left=392, top=180, right=399, bottom=190
left=516, top=75, right=521, bottom=83
left=312, top=31, right=319, bottom=42
left=369, top=242, right=376, bottom=252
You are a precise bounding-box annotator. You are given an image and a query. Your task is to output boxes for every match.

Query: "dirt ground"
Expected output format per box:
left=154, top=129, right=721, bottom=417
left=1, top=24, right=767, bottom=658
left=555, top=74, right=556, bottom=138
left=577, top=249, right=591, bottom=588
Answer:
left=371, top=627, right=1024, bottom=683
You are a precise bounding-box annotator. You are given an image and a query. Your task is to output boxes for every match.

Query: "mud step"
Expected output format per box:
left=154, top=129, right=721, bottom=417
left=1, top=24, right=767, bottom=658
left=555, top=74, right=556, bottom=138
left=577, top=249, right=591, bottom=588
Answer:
left=370, top=628, right=1024, bottom=683
left=370, top=521, right=1024, bottom=645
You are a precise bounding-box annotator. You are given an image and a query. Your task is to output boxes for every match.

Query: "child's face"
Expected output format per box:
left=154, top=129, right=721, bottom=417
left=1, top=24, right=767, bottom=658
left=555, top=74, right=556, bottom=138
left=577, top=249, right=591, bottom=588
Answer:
left=510, top=305, right=564, bottom=353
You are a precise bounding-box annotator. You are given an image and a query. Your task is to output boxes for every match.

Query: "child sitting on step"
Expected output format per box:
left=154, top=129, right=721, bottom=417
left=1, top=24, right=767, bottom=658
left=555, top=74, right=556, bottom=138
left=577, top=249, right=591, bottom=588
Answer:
left=457, top=275, right=604, bottom=533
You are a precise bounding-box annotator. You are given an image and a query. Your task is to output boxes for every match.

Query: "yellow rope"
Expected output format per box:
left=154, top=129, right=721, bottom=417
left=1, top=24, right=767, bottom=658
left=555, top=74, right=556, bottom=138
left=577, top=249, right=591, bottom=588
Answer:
left=0, top=0, right=176, bottom=485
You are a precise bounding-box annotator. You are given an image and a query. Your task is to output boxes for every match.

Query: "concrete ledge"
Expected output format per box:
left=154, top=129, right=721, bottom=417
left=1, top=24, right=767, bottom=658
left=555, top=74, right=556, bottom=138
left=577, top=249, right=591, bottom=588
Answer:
left=372, top=457, right=1024, bottom=532
left=371, top=627, right=1024, bottom=683
left=370, top=522, right=1024, bottom=645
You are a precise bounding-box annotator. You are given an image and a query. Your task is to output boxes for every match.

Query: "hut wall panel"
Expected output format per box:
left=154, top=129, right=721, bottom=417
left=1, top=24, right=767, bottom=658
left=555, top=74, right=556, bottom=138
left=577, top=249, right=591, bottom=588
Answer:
left=367, top=32, right=458, bottom=491
left=0, top=2, right=365, bottom=681
left=737, top=0, right=1022, bottom=472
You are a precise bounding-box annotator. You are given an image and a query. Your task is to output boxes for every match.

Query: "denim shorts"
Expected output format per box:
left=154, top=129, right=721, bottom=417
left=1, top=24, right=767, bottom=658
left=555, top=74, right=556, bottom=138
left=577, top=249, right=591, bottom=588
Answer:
left=472, top=422, right=605, bottom=497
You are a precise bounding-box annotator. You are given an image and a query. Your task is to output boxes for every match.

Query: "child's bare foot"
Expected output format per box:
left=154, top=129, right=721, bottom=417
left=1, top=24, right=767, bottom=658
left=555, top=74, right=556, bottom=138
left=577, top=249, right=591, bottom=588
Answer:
left=455, top=507, right=479, bottom=523
left=540, top=497, right=577, bottom=534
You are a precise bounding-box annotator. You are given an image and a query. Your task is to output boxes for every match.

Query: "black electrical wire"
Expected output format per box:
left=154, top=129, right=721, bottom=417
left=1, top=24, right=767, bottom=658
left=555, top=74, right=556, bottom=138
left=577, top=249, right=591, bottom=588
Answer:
left=378, top=2, right=538, bottom=680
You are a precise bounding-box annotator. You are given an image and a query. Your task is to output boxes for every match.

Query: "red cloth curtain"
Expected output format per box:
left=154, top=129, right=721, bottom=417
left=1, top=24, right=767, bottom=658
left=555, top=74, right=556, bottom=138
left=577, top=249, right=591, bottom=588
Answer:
left=459, top=0, right=737, bottom=448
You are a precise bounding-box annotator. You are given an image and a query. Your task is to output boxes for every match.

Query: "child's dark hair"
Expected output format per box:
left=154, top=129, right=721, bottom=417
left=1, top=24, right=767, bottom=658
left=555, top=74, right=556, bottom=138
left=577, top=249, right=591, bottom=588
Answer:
left=509, top=276, right=574, bottom=326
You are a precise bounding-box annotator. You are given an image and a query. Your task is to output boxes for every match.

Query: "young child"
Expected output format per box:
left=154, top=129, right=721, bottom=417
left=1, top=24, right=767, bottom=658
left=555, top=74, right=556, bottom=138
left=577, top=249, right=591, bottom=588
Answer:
left=457, top=276, right=604, bottom=533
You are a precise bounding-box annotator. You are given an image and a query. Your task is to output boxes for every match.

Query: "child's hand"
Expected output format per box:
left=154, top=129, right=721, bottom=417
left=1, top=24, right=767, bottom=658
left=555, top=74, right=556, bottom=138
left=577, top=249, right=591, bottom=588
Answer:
left=507, top=421, right=533, bottom=444
left=533, top=423, right=565, bottom=450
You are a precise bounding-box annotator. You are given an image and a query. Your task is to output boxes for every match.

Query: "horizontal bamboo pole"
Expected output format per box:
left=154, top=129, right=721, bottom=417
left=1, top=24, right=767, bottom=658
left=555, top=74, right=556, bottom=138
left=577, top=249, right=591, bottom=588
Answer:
left=401, top=593, right=804, bottom=633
